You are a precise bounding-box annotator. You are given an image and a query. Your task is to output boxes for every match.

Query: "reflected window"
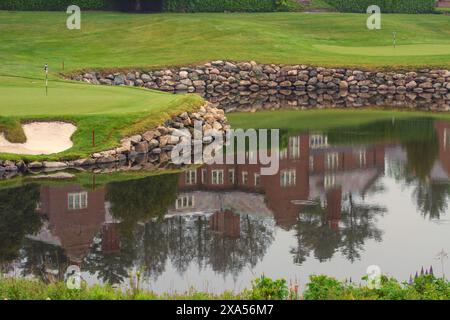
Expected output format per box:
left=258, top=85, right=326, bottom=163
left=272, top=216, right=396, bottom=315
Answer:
left=186, top=169, right=197, bottom=185
left=280, top=149, right=288, bottom=160
left=445, top=129, right=450, bottom=150
left=212, top=170, right=224, bottom=185
left=229, top=169, right=235, bottom=184
left=254, top=173, right=261, bottom=187
left=289, top=136, right=300, bottom=159
left=68, top=192, right=88, bottom=210
left=201, top=169, right=207, bottom=184
left=358, top=150, right=367, bottom=167
left=326, top=152, right=339, bottom=170
left=309, top=156, right=314, bottom=171
left=310, top=134, right=328, bottom=149
left=280, top=169, right=296, bottom=187
left=242, top=171, right=248, bottom=185
left=324, top=174, right=336, bottom=190
left=175, top=195, right=195, bottom=209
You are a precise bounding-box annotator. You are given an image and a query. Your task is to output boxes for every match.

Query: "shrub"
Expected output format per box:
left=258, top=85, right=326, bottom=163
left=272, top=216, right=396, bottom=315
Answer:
left=163, top=0, right=300, bottom=12
left=0, top=0, right=301, bottom=12
left=324, top=0, right=436, bottom=14
left=303, top=275, right=346, bottom=300
left=303, top=274, right=450, bottom=300
left=245, top=275, right=289, bottom=300
left=0, top=0, right=111, bottom=11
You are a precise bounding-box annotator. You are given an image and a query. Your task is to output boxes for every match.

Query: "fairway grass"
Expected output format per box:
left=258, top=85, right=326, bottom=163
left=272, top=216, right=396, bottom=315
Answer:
left=1, top=11, right=449, bottom=80
left=315, top=44, right=450, bottom=57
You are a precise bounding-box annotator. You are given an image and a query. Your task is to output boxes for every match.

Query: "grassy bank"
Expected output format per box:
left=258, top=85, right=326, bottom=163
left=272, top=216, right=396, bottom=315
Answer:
left=1, top=274, right=448, bottom=300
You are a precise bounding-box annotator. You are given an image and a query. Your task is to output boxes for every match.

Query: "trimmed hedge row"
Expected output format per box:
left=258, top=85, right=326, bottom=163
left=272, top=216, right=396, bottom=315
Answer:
left=0, top=0, right=110, bottom=10
left=324, top=0, right=436, bottom=14
left=163, top=0, right=295, bottom=12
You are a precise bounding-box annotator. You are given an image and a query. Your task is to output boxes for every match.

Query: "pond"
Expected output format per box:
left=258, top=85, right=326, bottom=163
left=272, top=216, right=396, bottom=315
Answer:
left=1, top=113, right=450, bottom=293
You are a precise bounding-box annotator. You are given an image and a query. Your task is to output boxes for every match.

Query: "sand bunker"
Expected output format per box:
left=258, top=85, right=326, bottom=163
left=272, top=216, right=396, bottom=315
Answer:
left=0, top=122, right=77, bottom=155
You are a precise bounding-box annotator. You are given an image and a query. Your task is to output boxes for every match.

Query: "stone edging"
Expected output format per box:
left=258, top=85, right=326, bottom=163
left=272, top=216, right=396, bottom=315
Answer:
left=0, top=103, right=228, bottom=175
left=70, top=61, right=450, bottom=109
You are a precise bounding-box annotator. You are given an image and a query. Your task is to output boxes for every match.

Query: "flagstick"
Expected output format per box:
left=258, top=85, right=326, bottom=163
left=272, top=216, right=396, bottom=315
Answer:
left=44, top=63, right=49, bottom=96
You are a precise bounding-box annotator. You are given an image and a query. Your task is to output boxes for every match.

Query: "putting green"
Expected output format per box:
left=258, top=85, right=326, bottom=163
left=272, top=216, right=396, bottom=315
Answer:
left=0, top=76, right=179, bottom=117
left=315, top=44, right=450, bottom=57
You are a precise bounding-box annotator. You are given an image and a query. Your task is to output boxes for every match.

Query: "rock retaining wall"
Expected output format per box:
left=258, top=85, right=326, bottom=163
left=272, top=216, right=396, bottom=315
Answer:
left=0, top=103, right=228, bottom=175
left=71, top=61, right=450, bottom=111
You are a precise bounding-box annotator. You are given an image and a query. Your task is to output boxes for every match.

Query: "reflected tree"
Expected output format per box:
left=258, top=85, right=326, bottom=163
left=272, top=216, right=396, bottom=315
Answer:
left=413, top=182, right=450, bottom=220
left=106, top=174, right=180, bottom=237
left=19, top=239, right=68, bottom=284
left=290, top=194, right=385, bottom=265
left=384, top=119, right=450, bottom=220
left=0, top=184, right=42, bottom=267
left=124, top=214, right=273, bottom=280
left=82, top=234, right=136, bottom=285
left=290, top=202, right=340, bottom=265
left=403, top=138, right=439, bottom=183
left=339, top=193, right=385, bottom=263
left=82, top=174, right=179, bottom=285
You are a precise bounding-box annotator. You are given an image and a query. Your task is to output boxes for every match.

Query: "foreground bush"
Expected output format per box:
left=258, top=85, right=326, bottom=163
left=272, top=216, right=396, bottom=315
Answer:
left=304, top=274, right=450, bottom=300
left=324, top=0, right=436, bottom=14
left=1, top=274, right=449, bottom=300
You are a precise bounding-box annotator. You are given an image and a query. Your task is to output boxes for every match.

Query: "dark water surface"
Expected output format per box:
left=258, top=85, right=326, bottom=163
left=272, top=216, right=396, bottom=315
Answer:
left=1, top=116, right=450, bottom=293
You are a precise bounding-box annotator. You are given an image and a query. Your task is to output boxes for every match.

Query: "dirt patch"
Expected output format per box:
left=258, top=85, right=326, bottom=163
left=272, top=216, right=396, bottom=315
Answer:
left=0, top=122, right=77, bottom=155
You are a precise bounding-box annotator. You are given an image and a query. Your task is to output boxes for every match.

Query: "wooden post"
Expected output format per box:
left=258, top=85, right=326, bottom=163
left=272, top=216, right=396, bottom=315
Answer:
left=92, top=129, right=95, bottom=147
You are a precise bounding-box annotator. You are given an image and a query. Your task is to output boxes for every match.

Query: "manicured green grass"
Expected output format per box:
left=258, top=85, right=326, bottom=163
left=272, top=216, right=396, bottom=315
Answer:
left=1, top=11, right=450, bottom=80
left=0, top=76, right=182, bottom=116
left=316, top=44, right=450, bottom=57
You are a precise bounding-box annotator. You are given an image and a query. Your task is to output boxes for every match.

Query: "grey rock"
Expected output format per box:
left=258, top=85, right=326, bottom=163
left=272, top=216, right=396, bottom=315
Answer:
left=43, top=162, right=67, bottom=168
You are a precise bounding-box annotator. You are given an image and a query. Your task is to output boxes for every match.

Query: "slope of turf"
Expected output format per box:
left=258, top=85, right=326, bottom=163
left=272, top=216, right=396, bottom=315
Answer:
left=0, top=11, right=449, bottom=80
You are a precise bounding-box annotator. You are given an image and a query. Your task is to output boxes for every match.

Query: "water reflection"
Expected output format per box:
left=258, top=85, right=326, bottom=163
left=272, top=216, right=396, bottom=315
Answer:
left=1, top=118, right=450, bottom=291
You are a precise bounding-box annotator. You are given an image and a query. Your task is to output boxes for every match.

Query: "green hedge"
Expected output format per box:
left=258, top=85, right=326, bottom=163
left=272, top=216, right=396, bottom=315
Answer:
left=163, top=0, right=298, bottom=12
left=0, top=0, right=111, bottom=11
left=324, top=0, right=436, bottom=13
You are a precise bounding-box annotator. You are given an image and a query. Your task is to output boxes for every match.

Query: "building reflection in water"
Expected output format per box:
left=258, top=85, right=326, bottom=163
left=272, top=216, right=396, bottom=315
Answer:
left=4, top=119, right=450, bottom=286
left=32, top=185, right=121, bottom=266
left=175, top=132, right=385, bottom=230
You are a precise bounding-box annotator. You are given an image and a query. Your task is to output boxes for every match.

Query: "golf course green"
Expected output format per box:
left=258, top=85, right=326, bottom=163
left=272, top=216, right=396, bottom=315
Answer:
left=1, top=11, right=450, bottom=160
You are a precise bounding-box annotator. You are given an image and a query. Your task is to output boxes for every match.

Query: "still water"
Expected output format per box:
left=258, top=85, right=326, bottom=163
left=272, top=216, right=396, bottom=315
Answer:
left=1, top=116, right=450, bottom=293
